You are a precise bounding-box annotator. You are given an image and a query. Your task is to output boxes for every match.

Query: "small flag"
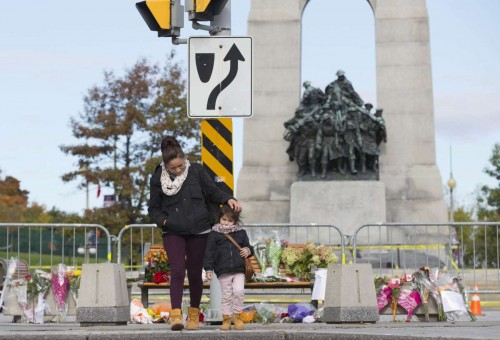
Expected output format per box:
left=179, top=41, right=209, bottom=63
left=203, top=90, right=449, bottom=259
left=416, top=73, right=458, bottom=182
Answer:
left=97, top=183, right=101, bottom=198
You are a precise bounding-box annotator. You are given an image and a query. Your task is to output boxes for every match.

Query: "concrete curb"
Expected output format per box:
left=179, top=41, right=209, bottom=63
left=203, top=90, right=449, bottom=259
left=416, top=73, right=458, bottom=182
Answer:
left=1, top=321, right=500, bottom=340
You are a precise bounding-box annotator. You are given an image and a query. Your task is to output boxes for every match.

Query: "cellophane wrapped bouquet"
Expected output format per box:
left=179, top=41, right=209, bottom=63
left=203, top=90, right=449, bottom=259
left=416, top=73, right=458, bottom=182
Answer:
left=265, top=230, right=284, bottom=277
left=51, top=264, right=69, bottom=322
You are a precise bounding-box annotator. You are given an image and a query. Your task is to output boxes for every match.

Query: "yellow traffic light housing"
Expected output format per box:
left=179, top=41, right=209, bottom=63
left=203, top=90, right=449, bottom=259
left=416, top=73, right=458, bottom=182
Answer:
left=187, top=0, right=229, bottom=22
left=136, top=0, right=184, bottom=37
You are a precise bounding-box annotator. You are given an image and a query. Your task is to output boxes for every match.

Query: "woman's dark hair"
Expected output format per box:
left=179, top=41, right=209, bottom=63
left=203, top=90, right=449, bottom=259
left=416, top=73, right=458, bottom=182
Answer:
left=161, top=136, right=185, bottom=165
left=219, top=204, right=241, bottom=224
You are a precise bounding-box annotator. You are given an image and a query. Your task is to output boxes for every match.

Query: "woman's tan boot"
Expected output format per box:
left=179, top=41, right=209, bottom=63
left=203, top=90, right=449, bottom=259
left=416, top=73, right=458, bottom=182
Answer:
left=186, top=307, right=200, bottom=330
left=220, top=314, right=231, bottom=330
left=169, top=308, right=184, bottom=331
left=233, top=313, right=244, bottom=330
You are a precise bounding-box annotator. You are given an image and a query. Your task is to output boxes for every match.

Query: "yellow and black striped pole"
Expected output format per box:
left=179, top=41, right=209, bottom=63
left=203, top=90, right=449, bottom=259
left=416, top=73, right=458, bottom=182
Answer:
left=201, top=118, right=233, bottom=195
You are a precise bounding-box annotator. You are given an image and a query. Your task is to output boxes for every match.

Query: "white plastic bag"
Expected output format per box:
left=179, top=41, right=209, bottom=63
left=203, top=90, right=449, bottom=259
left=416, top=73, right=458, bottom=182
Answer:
left=130, top=299, right=153, bottom=324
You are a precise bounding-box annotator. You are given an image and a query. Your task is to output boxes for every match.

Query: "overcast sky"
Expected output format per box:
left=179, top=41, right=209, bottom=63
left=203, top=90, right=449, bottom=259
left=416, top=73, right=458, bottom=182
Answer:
left=0, top=0, right=498, bottom=215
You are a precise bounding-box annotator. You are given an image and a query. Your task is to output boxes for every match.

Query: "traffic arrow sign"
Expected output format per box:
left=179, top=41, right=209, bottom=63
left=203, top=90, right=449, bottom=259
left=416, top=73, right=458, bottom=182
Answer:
left=188, top=36, right=252, bottom=118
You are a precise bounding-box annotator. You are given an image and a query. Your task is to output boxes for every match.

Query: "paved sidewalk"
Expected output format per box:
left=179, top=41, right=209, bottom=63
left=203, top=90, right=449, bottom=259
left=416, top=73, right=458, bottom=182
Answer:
left=1, top=311, right=499, bottom=339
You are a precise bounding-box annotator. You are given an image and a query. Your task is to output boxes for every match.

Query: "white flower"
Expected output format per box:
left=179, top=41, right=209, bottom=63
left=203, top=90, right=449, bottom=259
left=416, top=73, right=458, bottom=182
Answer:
left=302, top=315, right=315, bottom=323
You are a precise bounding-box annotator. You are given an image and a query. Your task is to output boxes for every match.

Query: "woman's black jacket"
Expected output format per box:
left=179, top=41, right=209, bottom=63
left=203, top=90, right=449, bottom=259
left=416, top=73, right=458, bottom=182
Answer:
left=204, top=230, right=254, bottom=277
left=148, top=163, right=234, bottom=235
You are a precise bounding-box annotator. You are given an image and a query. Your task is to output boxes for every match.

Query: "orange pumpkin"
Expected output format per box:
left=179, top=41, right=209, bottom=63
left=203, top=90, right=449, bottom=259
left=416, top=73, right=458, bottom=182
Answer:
left=151, top=302, right=172, bottom=315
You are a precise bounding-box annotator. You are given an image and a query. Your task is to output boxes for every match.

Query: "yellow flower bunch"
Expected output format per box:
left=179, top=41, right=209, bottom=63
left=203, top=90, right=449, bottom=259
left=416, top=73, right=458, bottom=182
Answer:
left=144, top=248, right=168, bottom=264
left=144, top=248, right=170, bottom=283
left=66, top=266, right=82, bottom=299
left=67, top=269, right=82, bottom=278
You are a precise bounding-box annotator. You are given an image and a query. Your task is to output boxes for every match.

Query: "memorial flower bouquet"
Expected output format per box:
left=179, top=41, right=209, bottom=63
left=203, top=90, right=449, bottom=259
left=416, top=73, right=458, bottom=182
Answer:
left=252, top=241, right=268, bottom=273
left=265, top=231, right=284, bottom=276
left=254, top=303, right=278, bottom=324
left=250, top=231, right=288, bottom=281
left=52, top=264, right=70, bottom=322
left=29, top=270, right=52, bottom=323
left=453, top=276, right=476, bottom=321
left=66, top=267, right=82, bottom=302
left=144, top=248, right=170, bottom=283
left=26, top=270, right=52, bottom=303
left=387, top=280, right=401, bottom=322
left=434, top=271, right=475, bottom=322
left=374, top=275, right=392, bottom=312
left=398, top=288, right=422, bottom=322
left=413, top=268, right=432, bottom=321
left=281, top=242, right=338, bottom=280
left=8, top=269, right=52, bottom=323
left=413, top=267, right=446, bottom=322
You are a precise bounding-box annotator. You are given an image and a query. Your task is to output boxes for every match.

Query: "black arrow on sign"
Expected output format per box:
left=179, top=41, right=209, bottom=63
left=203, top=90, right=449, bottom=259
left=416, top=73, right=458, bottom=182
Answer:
left=206, top=43, right=245, bottom=110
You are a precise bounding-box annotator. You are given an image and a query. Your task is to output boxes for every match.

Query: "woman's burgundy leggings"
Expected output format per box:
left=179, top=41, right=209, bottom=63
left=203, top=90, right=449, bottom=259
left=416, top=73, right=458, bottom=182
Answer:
left=162, top=234, right=208, bottom=309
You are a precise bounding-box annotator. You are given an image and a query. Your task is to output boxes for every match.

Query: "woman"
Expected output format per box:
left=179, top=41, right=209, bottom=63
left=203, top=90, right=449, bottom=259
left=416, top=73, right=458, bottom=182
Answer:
left=148, top=136, right=241, bottom=331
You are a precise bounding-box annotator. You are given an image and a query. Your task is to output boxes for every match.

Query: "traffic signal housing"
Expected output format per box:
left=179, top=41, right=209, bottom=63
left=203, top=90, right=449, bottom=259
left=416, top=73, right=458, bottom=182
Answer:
left=186, top=0, right=229, bottom=22
left=136, top=0, right=184, bottom=37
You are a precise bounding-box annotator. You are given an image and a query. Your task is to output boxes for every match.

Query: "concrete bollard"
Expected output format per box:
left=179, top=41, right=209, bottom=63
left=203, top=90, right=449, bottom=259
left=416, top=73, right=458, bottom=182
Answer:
left=323, top=263, right=379, bottom=323
left=204, top=274, right=222, bottom=324
left=76, top=263, right=129, bottom=326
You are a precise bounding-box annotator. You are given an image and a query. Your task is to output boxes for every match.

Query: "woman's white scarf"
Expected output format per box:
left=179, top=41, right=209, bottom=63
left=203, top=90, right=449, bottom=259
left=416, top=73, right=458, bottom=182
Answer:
left=160, top=160, right=190, bottom=196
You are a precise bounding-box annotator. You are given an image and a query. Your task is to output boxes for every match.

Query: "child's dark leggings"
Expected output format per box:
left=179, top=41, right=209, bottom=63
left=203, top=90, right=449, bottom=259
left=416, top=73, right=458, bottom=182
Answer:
left=162, top=233, right=208, bottom=309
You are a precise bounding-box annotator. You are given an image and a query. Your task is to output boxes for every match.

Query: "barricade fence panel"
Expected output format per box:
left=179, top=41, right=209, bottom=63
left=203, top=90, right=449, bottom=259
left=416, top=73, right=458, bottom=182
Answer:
left=352, top=222, right=500, bottom=294
left=0, top=223, right=111, bottom=271
left=116, top=224, right=163, bottom=271
left=116, top=223, right=345, bottom=269
left=2, top=222, right=498, bottom=296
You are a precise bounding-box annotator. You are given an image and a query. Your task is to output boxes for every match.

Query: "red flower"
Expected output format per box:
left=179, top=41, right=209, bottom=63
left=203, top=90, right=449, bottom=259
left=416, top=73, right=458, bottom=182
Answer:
left=153, top=271, right=169, bottom=284
left=199, top=312, right=204, bottom=323
left=25, top=274, right=32, bottom=281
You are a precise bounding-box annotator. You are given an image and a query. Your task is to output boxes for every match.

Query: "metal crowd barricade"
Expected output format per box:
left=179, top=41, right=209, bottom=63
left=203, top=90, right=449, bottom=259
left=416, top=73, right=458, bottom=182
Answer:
left=352, top=222, right=500, bottom=294
left=0, top=223, right=112, bottom=270
left=116, top=223, right=346, bottom=268
left=115, top=223, right=345, bottom=303
left=116, top=224, right=161, bottom=270
left=243, top=223, right=345, bottom=264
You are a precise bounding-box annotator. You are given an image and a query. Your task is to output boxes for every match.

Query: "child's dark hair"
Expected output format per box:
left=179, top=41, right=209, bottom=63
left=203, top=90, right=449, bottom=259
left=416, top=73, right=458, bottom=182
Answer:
left=161, top=136, right=185, bottom=164
left=219, top=204, right=241, bottom=224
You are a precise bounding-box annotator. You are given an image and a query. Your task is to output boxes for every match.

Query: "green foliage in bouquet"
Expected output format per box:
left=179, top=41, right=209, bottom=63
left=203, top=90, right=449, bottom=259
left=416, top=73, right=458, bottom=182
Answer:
left=26, top=270, right=52, bottom=301
left=280, top=242, right=338, bottom=280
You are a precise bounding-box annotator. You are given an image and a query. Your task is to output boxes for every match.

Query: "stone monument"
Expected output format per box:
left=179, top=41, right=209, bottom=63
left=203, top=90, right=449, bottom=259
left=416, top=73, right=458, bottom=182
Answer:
left=236, top=0, right=447, bottom=238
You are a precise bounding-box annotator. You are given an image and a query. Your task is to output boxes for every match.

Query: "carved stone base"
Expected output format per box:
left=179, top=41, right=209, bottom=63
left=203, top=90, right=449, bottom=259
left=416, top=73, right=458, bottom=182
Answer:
left=290, top=181, right=386, bottom=240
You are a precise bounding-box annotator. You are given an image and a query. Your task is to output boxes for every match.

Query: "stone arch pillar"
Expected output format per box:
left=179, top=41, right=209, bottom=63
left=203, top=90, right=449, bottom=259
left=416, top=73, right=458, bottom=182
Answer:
left=372, top=0, right=447, bottom=222
left=237, top=0, right=447, bottom=224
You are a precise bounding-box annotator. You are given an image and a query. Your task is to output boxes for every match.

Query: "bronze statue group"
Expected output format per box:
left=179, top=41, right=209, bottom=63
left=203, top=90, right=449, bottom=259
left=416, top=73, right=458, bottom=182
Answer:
left=284, top=70, right=387, bottom=180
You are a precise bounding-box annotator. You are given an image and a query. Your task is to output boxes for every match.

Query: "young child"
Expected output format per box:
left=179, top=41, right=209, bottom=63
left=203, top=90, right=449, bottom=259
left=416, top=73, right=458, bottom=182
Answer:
left=204, top=205, right=254, bottom=330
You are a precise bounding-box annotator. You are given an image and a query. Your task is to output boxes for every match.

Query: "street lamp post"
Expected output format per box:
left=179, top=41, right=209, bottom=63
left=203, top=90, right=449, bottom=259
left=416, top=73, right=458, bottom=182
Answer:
left=447, top=176, right=456, bottom=222
left=447, top=145, right=456, bottom=222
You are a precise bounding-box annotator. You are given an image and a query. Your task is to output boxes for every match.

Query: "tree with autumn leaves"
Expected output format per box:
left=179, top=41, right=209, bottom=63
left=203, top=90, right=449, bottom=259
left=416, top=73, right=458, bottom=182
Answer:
left=60, top=53, right=200, bottom=232
left=0, top=170, right=76, bottom=223
left=0, top=170, right=30, bottom=222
